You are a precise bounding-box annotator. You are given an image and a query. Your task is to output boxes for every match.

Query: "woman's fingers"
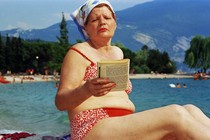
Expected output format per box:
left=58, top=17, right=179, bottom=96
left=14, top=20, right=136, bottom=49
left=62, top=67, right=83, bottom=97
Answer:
left=86, top=78, right=116, bottom=96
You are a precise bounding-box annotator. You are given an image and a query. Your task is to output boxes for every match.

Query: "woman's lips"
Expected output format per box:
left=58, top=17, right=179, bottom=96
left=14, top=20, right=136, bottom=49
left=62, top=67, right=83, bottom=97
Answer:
left=98, top=28, right=108, bottom=32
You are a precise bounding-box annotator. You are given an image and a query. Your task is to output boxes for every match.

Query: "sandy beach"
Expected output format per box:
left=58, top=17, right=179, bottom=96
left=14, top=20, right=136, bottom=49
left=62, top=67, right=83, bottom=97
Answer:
left=129, top=73, right=196, bottom=79
left=2, top=73, right=209, bottom=84
left=1, top=75, right=57, bottom=84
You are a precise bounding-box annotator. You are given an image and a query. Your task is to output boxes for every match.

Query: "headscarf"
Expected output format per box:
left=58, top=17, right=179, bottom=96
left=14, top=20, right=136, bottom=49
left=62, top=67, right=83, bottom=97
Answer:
left=71, top=0, right=115, bottom=40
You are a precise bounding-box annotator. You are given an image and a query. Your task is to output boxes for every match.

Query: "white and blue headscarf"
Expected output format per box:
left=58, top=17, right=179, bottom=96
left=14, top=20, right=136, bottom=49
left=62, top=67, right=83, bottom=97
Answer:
left=71, top=0, right=115, bottom=40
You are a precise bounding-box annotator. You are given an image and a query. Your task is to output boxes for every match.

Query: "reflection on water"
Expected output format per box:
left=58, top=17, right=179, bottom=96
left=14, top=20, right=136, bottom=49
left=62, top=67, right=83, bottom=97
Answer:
left=0, top=78, right=210, bottom=137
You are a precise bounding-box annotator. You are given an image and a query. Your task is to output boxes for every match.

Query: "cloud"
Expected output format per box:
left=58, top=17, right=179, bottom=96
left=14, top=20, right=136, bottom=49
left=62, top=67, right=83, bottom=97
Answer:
left=5, top=22, right=34, bottom=30
left=4, top=22, right=33, bottom=30
left=5, top=25, right=16, bottom=30
left=17, top=22, right=32, bottom=30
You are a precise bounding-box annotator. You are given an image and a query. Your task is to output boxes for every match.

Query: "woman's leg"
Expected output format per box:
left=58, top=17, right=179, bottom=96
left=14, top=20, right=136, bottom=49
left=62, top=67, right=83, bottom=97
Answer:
left=183, top=104, right=210, bottom=128
left=85, top=105, right=210, bottom=140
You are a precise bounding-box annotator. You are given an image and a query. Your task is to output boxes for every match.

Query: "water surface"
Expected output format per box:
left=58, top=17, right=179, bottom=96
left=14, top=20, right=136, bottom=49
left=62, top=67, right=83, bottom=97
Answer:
left=0, top=78, right=209, bottom=137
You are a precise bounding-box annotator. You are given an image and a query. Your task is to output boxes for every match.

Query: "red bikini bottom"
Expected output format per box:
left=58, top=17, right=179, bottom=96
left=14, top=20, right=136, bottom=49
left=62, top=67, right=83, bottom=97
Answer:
left=70, top=108, right=133, bottom=140
left=103, top=107, right=133, bottom=117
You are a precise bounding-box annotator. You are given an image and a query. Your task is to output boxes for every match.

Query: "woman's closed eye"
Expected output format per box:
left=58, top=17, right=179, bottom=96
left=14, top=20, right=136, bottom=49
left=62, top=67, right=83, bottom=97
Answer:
left=91, top=15, right=112, bottom=23
left=91, top=19, right=98, bottom=22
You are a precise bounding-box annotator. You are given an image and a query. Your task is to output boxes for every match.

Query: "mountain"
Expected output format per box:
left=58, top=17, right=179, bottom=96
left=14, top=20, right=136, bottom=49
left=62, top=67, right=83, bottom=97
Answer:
left=1, top=0, right=210, bottom=72
left=115, top=0, right=210, bottom=60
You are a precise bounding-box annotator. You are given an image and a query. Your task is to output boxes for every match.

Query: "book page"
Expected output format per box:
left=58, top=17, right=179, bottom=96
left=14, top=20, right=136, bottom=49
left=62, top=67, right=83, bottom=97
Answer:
left=98, top=59, right=130, bottom=91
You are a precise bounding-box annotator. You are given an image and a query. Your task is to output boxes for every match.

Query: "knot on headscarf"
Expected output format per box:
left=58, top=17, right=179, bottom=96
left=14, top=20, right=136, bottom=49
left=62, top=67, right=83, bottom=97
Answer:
left=71, top=0, right=115, bottom=40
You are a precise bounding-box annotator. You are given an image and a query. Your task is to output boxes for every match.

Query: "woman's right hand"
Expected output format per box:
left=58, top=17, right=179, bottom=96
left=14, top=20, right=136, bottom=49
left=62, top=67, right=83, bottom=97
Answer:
left=84, top=78, right=116, bottom=97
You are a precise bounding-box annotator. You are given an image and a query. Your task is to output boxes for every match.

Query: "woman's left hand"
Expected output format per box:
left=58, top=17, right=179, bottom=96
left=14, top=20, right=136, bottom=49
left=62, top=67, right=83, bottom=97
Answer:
left=84, top=78, right=116, bottom=97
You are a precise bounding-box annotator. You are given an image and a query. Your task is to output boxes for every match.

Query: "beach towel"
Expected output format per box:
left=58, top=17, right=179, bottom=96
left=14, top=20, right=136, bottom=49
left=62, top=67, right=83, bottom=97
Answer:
left=0, top=132, right=35, bottom=140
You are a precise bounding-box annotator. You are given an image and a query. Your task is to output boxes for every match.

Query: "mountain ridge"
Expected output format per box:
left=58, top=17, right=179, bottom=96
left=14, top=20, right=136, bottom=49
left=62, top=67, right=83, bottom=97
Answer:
left=1, top=0, right=210, bottom=72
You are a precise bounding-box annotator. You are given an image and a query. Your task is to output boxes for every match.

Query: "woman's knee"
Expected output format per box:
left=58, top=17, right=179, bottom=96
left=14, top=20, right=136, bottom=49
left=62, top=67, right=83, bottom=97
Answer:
left=167, top=104, right=189, bottom=115
left=166, top=104, right=191, bottom=126
left=183, top=104, right=198, bottom=112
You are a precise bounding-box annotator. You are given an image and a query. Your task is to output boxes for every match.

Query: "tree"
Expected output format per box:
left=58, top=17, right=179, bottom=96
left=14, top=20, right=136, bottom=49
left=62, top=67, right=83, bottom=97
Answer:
left=147, top=49, right=162, bottom=73
left=0, top=33, right=5, bottom=71
left=147, top=49, right=176, bottom=73
left=48, top=43, right=65, bottom=72
left=0, top=33, right=2, bottom=49
left=0, top=33, right=177, bottom=74
left=184, top=35, right=210, bottom=73
left=4, top=34, right=13, bottom=71
left=161, top=51, right=176, bottom=73
left=203, top=37, right=210, bottom=72
left=113, top=42, right=176, bottom=74
left=134, top=45, right=150, bottom=73
left=16, top=36, right=24, bottom=72
left=57, top=12, right=69, bottom=48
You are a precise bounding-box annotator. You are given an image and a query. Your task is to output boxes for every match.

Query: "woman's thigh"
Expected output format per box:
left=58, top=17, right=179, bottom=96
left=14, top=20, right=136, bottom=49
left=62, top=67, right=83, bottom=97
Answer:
left=85, top=105, right=183, bottom=140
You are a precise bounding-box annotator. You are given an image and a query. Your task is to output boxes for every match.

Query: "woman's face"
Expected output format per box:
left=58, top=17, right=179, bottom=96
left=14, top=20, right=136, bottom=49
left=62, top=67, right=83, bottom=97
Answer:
left=85, top=5, right=116, bottom=40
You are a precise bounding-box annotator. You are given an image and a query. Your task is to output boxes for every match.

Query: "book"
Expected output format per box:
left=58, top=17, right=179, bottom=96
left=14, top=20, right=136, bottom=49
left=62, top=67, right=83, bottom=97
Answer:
left=97, top=59, right=130, bottom=91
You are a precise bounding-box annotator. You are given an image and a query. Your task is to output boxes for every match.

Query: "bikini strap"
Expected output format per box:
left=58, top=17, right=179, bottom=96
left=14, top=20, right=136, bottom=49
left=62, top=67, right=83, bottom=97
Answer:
left=70, top=47, right=95, bottom=64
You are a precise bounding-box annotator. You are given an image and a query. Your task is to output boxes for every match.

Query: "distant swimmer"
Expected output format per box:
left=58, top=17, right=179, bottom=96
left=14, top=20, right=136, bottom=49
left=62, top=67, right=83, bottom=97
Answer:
left=176, top=83, right=181, bottom=88
left=169, top=83, right=182, bottom=88
left=183, top=84, right=187, bottom=88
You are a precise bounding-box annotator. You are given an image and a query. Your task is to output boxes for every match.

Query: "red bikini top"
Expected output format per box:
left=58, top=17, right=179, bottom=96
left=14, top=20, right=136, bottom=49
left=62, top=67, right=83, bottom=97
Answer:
left=70, top=47, right=132, bottom=94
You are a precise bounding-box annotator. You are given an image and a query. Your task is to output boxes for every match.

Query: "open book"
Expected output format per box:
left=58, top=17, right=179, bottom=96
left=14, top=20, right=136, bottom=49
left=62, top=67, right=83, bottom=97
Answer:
left=97, top=59, right=130, bottom=91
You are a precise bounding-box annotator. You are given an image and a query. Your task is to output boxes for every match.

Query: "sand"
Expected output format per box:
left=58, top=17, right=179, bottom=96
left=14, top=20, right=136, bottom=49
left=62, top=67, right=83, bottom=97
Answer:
left=2, top=73, right=203, bottom=84
left=129, top=73, right=195, bottom=79
left=2, top=75, right=57, bottom=84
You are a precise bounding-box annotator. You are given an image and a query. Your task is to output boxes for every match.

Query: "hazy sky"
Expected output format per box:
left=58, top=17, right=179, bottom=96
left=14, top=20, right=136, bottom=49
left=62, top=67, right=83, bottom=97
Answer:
left=0, top=0, right=153, bottom=30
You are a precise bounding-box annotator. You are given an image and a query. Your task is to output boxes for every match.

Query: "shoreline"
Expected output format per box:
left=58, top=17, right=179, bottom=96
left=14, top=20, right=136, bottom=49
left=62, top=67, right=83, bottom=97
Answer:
left=1, top=73, right=209, bottom=84
left=129, top=73, right=196, bottom=79
left=1, top=75, right=57, bottom=84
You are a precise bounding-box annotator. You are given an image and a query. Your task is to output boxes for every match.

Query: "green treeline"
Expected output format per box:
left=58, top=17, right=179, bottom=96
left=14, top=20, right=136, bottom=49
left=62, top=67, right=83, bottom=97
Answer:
left=0, top=33, right=177, bottom=75
left=1, top=13, right=208, bottom=75
left=0, top=13, right=177, bottom=75
left=0, top=34, right=67, bottom=74
left=184, top=35, right=210, bottom=73
left=114, top=42, right=176, bottom=74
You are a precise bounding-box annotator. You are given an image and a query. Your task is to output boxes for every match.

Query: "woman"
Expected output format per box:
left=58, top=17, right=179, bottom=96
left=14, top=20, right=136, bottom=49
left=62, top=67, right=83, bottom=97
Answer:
left=55, top=0, right=210, bottom=139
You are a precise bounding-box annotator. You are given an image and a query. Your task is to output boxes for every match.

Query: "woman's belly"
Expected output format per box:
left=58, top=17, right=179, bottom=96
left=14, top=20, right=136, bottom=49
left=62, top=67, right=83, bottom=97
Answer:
left=68, top=91, right=135, bottom=119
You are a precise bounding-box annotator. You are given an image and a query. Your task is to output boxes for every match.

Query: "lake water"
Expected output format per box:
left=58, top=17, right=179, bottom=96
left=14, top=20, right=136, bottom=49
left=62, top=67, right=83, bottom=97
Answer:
left=0, top=78, right=210, bottom=138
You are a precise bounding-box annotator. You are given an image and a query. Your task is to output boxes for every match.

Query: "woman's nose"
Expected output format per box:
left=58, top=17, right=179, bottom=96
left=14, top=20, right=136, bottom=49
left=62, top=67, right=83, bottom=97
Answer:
left=99, top=16, right=106, bottom=25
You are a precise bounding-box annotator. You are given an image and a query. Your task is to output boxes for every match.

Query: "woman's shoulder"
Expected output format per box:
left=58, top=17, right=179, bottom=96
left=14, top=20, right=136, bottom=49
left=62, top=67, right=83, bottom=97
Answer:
left=111, top=45, right=124, bottom=58
left=68, top=42, right=90, bottom=55
left=111, top=45, right=123, bottom=51
left=67, top=42, right=94, bottom=63
left=71, top=42, right=88, bottom=50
